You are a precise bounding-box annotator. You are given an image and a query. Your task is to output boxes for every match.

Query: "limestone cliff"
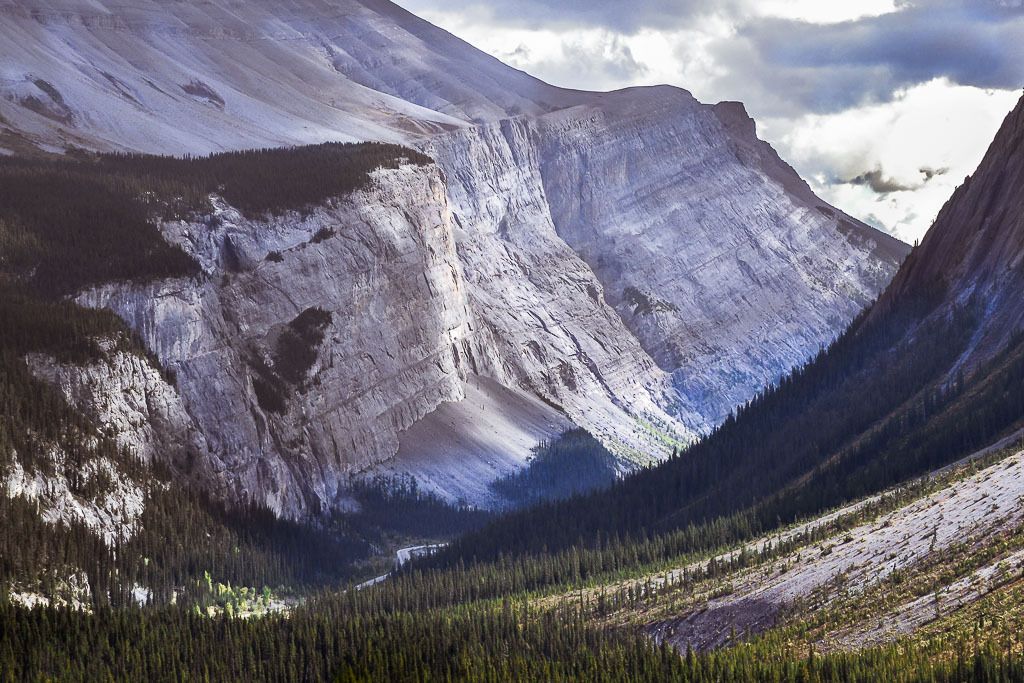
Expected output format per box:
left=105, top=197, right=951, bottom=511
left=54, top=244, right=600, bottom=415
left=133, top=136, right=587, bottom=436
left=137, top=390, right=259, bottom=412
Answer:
left=76, top=164, right=486, bottom=515
left=428, top=87, right=907, bottom=432
left=1, top=0, right=909, bottom=514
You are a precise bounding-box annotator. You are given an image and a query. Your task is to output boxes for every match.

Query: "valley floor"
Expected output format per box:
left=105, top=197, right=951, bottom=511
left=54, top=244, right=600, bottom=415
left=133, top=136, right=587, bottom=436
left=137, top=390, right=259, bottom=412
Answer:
left=7, top=432, right=1024, bottom=681
left=539, top=429, right=1024, bottom=657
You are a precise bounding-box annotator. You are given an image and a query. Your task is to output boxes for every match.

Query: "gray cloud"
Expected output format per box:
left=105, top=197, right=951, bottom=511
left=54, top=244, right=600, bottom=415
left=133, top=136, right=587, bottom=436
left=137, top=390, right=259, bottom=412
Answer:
left=722, top=1, right=1024, bottom=114
left=919, top=166, right=949, bottom=181
left=405, top=0, right=1024, bottom=114
left=842, top=164, right=951, bottom=194
left=498, top=45, right=532, bottom=63
left=845, top=168, right=915, bottom=194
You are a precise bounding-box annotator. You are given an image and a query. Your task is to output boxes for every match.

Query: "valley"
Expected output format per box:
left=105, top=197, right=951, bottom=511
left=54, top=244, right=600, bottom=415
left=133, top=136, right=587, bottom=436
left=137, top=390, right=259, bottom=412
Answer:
left=0, top=0, right=1023, bottom=680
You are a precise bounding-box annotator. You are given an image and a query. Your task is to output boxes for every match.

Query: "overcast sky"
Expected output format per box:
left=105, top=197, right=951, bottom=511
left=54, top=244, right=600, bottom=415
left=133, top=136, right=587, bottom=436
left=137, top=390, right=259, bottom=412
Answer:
left=395, top=0, right=1023, bottom=243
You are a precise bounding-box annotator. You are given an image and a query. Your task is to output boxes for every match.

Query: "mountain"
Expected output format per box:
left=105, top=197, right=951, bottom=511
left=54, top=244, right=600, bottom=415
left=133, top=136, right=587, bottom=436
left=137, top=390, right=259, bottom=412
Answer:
left=636, top=97, right=1024, bottom=648
left=433, top=89, right=907, bottom=427
left=436, top=93, right=1024, bottom=565
left=0, top=0, right=906, bottom=515
left=4, top=4, right=1024, bottom=680
left=381, top=93, right=1024, bottom=661
left=875, top=96, right=1024, bottom=361
left=0, top=0, right=575, bottom=151
left=2, top=97, right=1021, bottom=676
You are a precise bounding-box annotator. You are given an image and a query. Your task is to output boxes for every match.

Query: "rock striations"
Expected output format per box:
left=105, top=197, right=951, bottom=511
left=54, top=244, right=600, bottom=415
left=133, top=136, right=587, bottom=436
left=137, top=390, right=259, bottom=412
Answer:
left=430, top=87, right=907, bottom=427
left=0, top=0, right=909, bottom=513
left=78, top=165, right=489, bottom=513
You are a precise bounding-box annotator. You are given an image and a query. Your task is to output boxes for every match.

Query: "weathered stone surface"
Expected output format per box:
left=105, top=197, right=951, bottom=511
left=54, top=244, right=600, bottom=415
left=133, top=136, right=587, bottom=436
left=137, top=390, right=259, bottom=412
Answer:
left=27, top=341, right=213, bottom=475
left=428, top=88, right=907, bottom=434
left=79, top=165, right=480, bottom=516
left=426, top=118, right=695, bottom=466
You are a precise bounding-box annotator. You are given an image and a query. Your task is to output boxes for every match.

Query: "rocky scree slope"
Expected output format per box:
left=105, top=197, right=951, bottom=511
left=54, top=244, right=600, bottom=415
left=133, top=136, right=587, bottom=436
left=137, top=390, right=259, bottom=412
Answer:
left=1, top=0, right=906, bottom=513
left=611, top=437, right=1024, bottom=653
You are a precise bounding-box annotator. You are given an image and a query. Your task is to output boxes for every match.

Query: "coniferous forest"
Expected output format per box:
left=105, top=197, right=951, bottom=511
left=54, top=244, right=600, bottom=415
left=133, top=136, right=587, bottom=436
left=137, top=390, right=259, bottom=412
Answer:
left=2, top=144, right=1024, bottom=681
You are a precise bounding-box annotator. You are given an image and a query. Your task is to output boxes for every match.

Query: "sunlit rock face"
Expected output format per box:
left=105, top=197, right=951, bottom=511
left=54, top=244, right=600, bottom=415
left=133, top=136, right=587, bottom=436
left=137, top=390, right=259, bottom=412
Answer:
left=424, top=119, right=696, bottom=468
left=4, top=0, right=907, bottom=512
left=428, top=87, right=907, bottom=433
left=77, top=165, right=484, bottom=516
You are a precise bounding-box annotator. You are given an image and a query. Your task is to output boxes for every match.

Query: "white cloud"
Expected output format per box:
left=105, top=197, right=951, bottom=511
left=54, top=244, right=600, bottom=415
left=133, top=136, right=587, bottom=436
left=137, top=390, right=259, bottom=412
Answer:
left=772, top=80, right=1020, bottom=241
left=751, top=0, right=899, bottom=23
left=406, top=12, right=654, bottom=91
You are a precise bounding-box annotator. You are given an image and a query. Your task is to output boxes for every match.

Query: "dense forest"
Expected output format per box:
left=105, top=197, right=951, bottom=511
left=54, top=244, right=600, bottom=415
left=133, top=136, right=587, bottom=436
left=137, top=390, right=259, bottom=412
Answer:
left=4, top=577, right=1024, bottom=682
left=491, top=428, right=619, bottom=507
left=0, top=142, right=430, bottom=296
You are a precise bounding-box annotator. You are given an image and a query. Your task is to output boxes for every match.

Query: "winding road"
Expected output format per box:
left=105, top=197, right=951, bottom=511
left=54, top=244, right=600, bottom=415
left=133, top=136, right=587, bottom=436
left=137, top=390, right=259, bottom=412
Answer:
left=354, top=544, right=446, bottom=590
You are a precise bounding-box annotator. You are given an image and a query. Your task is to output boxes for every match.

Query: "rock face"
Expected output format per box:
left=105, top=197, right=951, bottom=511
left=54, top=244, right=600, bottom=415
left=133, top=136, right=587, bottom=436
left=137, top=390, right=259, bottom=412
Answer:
left=3, top=339, right=202, bottom=545
left=69, top=161, right=690, bottom=515
left=3, top=342, right=154, bottom=545
left=428, top=87, right=908, bottom=430
left=426, top=116, right=696, bottom=461
left=2, top=0, right=909, bottom=513
left=3, top=453, right=146, bottom=546
left=76, top=165, right=495, bottom=514
left=27, top=341, right=210, bottom=475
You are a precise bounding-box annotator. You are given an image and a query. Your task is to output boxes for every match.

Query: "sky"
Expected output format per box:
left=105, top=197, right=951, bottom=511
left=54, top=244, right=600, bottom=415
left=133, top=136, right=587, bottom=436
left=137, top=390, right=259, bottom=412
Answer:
left=395, top=0, right=1024, bottom=243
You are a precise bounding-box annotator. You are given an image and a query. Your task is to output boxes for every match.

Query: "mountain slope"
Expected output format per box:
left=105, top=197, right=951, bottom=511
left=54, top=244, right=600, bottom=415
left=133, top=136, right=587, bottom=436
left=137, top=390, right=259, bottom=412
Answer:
left=876, top=96, right=1024, bottom=363
left=0, top=0, right=579, bottom=153
left=533, top=89, right=907, bottom=425
left=425, top=85, right=907, bottom=440
left=1, top=0, right=906, bottom=511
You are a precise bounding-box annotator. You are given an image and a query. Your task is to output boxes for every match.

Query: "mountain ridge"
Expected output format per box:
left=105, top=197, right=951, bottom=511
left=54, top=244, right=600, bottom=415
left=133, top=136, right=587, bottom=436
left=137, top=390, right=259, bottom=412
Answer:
left=428, top=93, right=1024, bottom=567
left=0, top=0, right=907, bottom=512
left=875, top=95, right=1024, bottom=366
